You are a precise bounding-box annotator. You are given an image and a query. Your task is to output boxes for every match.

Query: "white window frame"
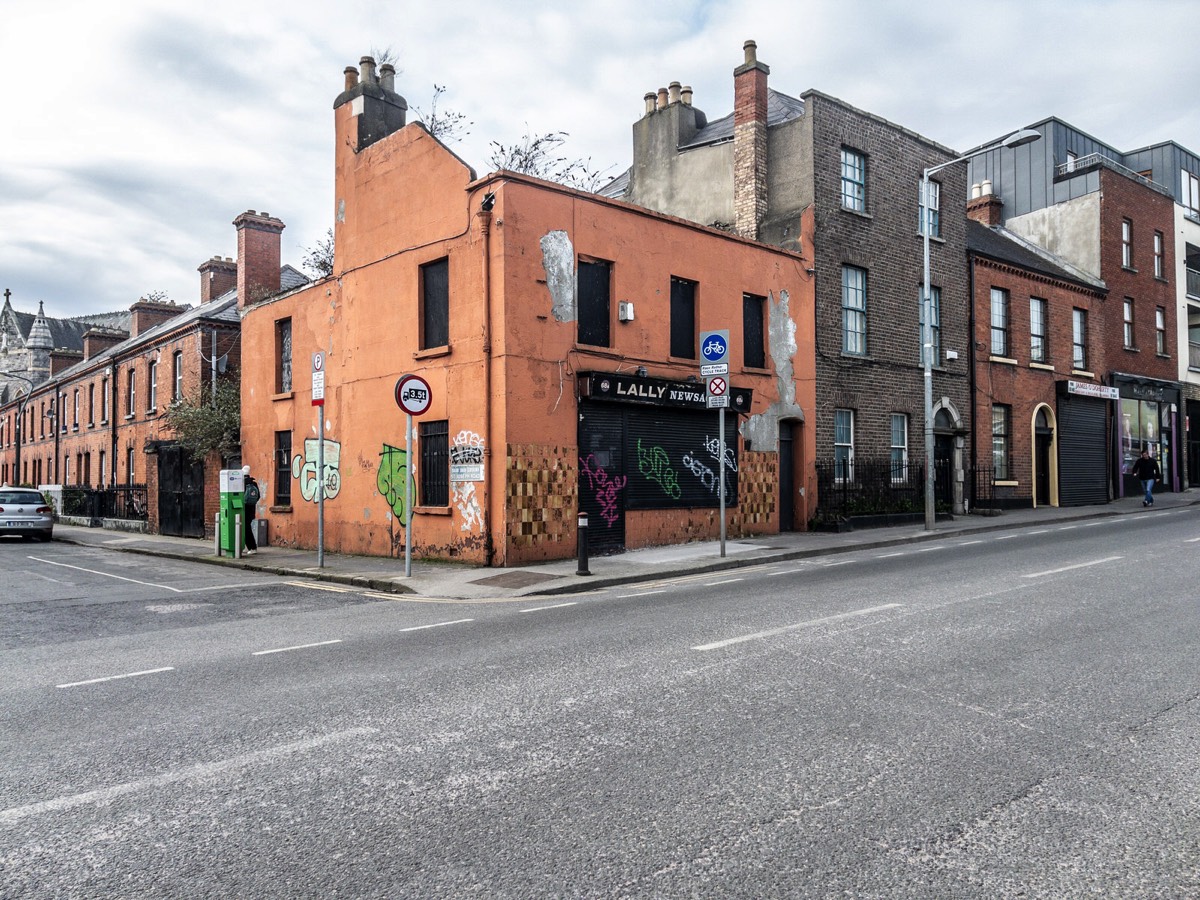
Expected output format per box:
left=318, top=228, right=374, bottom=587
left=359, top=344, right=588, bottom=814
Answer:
left=147, top=359, right=158, bottom=412
left=1073, top=308, right=1088, bottom=370
left=1156, top=306, right=1167, bottom=354
left=173, top=350, right=184, bottom=401
left=1122, top=219, right=1133, bottom=268
left=840, top=148, right=866, bottom=212
left=990, top=288, right=1010, bottom=357
left=920, top=286, right=941, bottom=365
left=1183, top=169, right=1200, bottom=217
left=1124, top=298, right=1135, bottom=349
left=126, top=368, right=136, bottom=416
left=890, top=413, right=908, bottom=483
left=127, top=446, right=135, bottom=485
left=1030, top=296, right=1048, bottom=363
left=1154, top=231, right=1164, bottom=278
left=842, top=266, right=868, bottom=355
left=919, top=179, right=940, bottom=238
left=834, top=408, right=855, bottom=483
left=992, top=404, right=1011, bottom=480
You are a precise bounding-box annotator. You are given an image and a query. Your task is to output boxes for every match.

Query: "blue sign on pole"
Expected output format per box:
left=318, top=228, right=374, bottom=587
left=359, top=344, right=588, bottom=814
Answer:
left=699, top=329, right=729, bottom=364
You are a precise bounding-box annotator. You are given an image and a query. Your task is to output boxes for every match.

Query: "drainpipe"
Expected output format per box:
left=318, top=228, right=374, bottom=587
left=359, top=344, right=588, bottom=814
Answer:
left=967, top=253, right=977, bottom=504
left=478, top=194, right=496, bottom=567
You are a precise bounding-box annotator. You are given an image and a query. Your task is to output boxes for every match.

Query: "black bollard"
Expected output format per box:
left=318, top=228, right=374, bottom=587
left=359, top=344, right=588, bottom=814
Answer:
left=576, top=511, right=591, bottom=576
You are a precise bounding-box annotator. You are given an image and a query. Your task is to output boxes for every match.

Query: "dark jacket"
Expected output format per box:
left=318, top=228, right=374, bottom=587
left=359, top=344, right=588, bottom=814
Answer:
left=1131, top=455, right=1161, bottom=481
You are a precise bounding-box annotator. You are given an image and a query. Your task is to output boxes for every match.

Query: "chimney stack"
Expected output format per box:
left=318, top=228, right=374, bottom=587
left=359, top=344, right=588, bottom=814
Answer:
left=198, top=255, right=238, bottom=303
left=733, top=40, right=770, bottom=240
left=967, top=182, right=1005, bottom=227
left=234, top=210, right=285, bottom=310
left=333, top=54, right=409, bottom=153
left=129, top=297, right=181, bottom=337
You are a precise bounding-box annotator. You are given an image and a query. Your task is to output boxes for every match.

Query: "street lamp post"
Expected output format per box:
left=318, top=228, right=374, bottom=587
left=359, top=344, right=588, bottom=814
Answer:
left=921, top=128, right=1041, bottom=531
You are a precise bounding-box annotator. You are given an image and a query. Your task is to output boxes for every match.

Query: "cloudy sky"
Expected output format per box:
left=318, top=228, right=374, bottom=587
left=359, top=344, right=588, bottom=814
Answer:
left=3, top=0, right=1198, bottom=319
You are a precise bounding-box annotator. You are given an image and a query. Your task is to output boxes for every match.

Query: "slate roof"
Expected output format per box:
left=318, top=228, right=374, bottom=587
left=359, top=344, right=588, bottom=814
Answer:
left=11, top=309, right=132, bottom=352
left=966, top=221, right=1106, bottom=292
left=680, top=88, right=805, bottom=150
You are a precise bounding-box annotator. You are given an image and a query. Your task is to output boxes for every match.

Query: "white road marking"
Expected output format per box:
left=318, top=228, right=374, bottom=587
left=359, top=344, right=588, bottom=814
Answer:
left=0, top=727, right=375, bottom=823
left=917, top=546, right=942, bottom=552
left=1028, top=530, right=1049, bottom=535
left=1057, top=525, right=1077, bottom=531
left=252, top=639, right=343, bottom=656
left=1081, top=522, right=1102, bottom=527
left=1185, top=537, right=1200, bottom=543
left=821, top=560, right=850, bottom=567
left=28, top=557, right=184, bottom=593
left=705, top=578, right=745, bottom=586
left=398, top=618, right=474, bottom=632
left=692, top=603, right=903, bottom=652
left=997, top=534, right=1017, bottom=540
left=958, top=540, right=983, bottom=546
left=877, top=552, right=906, bottom=558
left=57, top=667, right=175, bottom=689
left=520, top=602, right=578, bottom=613
left=286, top=581, right=353, bottom=593
left=619, top=590, right=667, bottom=598
left=1022, top=556, right=1123, bottom=579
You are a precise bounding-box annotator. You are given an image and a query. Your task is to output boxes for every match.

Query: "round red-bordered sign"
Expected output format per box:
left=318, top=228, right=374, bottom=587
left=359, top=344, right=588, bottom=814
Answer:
left=394, top=374, right=433, bottom=416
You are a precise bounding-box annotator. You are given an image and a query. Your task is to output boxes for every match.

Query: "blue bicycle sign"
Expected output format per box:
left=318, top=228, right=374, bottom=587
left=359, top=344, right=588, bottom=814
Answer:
left=699, top=329, right=729, bottom=364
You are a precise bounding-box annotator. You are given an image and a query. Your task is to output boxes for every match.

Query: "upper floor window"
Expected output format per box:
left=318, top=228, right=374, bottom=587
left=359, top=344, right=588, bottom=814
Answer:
left=669, top=276, right=697, bottom=359
left=920, top=286, right=941, bottom=365
left=1154, top=231, right=1164, bottom=279
left=743, top=293, right=766, bottom=369
left=1073, top=308, right=1089, bottom=370
left=990, top=288, right=1010, bottom=357
left=1183, top=169, right=1200, bottom=218
left=101, top=377, right=109, bottom=422
left=919, top=179, right=940, bottom=238
left=1124, top=298, right=1136, bottom=349
left=73, top=389, right=79, bottom=428
left=841, top=266, right=867, bottom=355
left=1156, top=306, right=1167, bottom=354
left=147, top=360, right=158, bottom=411
left=840, top=148, right=866, bottom=212
left=1065, top=150, right=1079, bottom=172
left=173, top=350, right=184, bottom=401
left=1122, top=219, right=1133, bottom=268
left=126, top=368, right=136, bottom=417
left=577, top=259, right=611, bottom=348
left=420, top=257, right=449, bottom=350
left=275, top=318, right=292, bottom=393
left=88, top=383, right=95, bottom=425
left=1030, top=296, right=1048, bottom=363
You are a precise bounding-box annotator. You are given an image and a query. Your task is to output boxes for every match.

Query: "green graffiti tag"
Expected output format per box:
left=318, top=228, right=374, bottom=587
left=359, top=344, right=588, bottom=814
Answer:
left=378, top=443, right=416, bottom=525
left=637, top=438, right=681, bottom=499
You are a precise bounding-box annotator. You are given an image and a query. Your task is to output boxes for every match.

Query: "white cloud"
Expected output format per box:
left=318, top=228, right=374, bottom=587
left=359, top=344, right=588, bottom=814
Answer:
left=2, top=0, right=1199, bottom=317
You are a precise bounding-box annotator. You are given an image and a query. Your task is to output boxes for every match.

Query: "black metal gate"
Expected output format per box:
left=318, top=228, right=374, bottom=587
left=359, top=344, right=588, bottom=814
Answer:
left=158, top=445, right=206, bottom=537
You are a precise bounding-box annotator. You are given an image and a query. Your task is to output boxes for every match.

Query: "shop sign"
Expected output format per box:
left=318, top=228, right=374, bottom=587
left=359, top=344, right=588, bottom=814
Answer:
left=1066, top=380, right=1118, bottom=401
left=581, top=372, right=751, bottom=412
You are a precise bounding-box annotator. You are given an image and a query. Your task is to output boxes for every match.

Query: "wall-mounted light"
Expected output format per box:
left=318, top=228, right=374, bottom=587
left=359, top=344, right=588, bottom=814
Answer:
left=636, top=366, right=648, bottom=378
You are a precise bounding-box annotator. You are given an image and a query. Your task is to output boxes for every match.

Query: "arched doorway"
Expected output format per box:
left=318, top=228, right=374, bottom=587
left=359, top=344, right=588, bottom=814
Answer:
left=1032, top=405, right=1058, bottom=507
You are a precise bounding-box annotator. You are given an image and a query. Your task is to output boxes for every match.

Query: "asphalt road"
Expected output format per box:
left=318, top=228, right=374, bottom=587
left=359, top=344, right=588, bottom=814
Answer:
left=1, top=509, right=1198, bottom=898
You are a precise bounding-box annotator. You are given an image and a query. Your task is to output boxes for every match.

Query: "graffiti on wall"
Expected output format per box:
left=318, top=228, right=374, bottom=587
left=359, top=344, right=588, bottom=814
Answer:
left=705, top=434, right=738, bottom=473
left=377, top=443, right=415, bottom=525
left=636, top=438, right=681, bottom=500
left=581, top=452, right=627, bottom=526
left=292, top=438, right=342, bottom=503
left=682, top=451, right=718, bottom=494
left=450, top=430, right=484, bottom=532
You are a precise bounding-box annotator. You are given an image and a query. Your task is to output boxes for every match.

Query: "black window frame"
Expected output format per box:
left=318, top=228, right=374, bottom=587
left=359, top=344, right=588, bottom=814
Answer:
left=419, top=419, right=450, bottom=507
left=274, top=430, right=292, bottom=506
left=577, top=259, right=612, bottom=348
left=742, top=292, right=766, bottom=369
left=420, top=257, right=450, bottom=350
left=669, top=276, right=697, bottom=359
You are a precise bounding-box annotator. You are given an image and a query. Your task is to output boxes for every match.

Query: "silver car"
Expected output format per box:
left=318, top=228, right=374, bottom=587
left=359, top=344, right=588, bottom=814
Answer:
left=0, top=488, right=54, bottom=542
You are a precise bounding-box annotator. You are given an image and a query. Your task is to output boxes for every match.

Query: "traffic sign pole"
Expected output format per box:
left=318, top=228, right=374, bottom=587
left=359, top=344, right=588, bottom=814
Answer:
left=699, top=330, right=730, bottom=558
left=394, top=373, right=433, bottom=578
left=313, top=352, right=327, bottom=569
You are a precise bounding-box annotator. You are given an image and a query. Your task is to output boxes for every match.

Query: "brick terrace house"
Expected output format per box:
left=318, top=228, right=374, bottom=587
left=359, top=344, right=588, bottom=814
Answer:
left=969, top=119, right=1182, bottom=500
left=966, top=189, right=1108, bottom=508
left=0, top=238, right=305, bottom=537
left=602, top=40, right=974, bottom=517
left=237, top=57, right=816, bottom=565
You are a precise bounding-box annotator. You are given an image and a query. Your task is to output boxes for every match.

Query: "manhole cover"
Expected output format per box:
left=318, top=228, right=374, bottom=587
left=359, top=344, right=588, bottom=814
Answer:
left=468, top=571, right=564, bottom=589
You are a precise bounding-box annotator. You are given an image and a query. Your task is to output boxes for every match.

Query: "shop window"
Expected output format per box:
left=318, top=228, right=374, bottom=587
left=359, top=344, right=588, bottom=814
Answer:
left=419, top=419, right=449, bottom=507
left=743, top=293, right=766, bottom=369
left=421, top=257, right=449, bottom=349
left=577, top=260, right=611, bottom=347
left=669, top=276, right=696, bottom=359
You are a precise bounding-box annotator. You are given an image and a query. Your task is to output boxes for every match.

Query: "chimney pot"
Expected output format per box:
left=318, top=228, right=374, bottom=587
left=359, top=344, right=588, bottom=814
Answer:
left=644, top=92, right=656, bottom=115
left=344, top=66, right=359, bottom=91
left=668, top=81, right=682, bottom=105
left=743, top=39, right=757, bottom=65
left=380, top=63, right=395, bottom=92
left=982, top=179, right=993, bottom=196
left=681, top=85, right=693, bottom=106
left=656, top=87, right=668, bottom=110
left=971, top=183, right=982, bottom=200
left=359, top=56, right=376, bottom=84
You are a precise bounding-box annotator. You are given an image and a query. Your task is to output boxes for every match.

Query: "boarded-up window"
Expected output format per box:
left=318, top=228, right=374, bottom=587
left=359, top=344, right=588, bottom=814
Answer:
left=421, top=258, right=449, bottom=349
left=578, top=260, right=611, bottom=347
left=670, top=277, right=697, bottom=358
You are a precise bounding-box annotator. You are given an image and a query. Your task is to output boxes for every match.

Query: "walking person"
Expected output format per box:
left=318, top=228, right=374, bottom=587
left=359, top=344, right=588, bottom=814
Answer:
left=1130, top=448, right=1161, bottom=507
left=242, top=465, right=260, bottom=554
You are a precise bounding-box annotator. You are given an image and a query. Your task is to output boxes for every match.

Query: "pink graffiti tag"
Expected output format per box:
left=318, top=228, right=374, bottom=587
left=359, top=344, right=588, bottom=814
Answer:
left=580, top=453, right=627, bottom=527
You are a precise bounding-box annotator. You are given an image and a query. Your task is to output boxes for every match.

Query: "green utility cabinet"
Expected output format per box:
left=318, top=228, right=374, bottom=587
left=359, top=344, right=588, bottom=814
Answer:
left=219, top=468, right=245, bottom=556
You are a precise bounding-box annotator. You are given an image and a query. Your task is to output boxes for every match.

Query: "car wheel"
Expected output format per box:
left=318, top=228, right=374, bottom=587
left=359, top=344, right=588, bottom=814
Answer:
left=38, top=533, right=53, bottom=542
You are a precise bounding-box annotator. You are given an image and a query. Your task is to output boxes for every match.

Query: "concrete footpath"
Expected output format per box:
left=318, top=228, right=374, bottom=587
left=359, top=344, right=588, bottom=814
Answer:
left=52, top=492, right=1198, bottom=602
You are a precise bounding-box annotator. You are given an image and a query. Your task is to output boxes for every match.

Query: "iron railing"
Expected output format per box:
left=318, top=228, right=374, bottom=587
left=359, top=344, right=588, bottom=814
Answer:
left=968, top=464, right=998, bottom=511
left=814, top=457, right=952, bottom=526
left=60, top=484, right=149, bottom=521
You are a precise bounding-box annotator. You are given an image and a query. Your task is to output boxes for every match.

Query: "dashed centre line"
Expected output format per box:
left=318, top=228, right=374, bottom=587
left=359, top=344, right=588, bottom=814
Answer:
left=1022, top=556, right=1123, bottom=579
left=252, top=640, right=343, bottom=656
left=520, top=602, right=578, bottom=613
left=398, top=618, right=474, bottom=632
left=693, top=603, right=903, bottom=652
left=57, top=667, right=175, bottom=689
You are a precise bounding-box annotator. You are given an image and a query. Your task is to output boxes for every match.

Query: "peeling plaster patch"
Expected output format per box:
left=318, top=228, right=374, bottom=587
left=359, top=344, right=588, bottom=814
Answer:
left=540, top=230, right=576, bottom=322
left=336, top=198, right=346, bottom=223
left=743, top=289, right=806, bottom=453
